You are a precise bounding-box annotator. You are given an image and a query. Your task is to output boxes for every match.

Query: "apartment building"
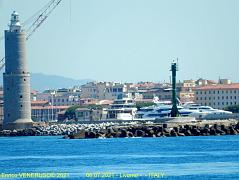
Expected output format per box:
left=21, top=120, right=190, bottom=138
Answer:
left=194, top=83, right=239, bottom=109
left=80, top=82, right=127, bottom=100
left=178, top=80, right=196, bottom=103
left=36, top=88, right=81, bottom=106
left=31, top=100, right=68, bottom=122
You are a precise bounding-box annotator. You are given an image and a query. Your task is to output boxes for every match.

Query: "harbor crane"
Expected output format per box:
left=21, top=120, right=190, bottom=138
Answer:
left=0, top=0, right=62, bottom=71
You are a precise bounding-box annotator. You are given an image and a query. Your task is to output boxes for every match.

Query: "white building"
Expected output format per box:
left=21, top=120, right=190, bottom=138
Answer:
left=36, top=88, right=81, bottom=106
left=80, top=82, right=127, bottom=100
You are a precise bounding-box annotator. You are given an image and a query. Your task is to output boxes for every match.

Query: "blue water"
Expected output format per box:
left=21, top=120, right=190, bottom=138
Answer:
left=0, top=136, right=239, bottom=180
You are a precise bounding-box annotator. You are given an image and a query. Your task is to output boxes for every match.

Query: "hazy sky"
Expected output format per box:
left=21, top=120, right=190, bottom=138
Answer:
left=0, top=0, right=239, bottom=83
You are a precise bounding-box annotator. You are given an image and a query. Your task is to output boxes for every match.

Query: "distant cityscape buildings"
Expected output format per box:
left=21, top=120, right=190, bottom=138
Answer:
left=0, top=77, right=238, bottom=124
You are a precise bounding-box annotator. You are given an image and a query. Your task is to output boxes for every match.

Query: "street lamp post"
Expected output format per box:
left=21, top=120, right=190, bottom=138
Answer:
left=50, top=91, right=55, bottom=121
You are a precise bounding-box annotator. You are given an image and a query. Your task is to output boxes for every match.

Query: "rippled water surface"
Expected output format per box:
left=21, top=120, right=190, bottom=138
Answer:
left=0, top=136, right=239, bottom=179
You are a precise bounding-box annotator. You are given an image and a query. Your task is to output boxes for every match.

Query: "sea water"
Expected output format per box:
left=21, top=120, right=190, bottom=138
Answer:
left=0, top=135, right=239, bottom=180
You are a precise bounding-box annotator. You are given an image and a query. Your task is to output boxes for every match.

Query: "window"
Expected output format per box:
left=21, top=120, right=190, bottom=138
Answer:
left=235, top=96, right=237, bottom=99
left=209, top=97, right=211, bottom=100
left=20, top=95, right=23, bottom=98
left=24, top=79, right=26, bottom=81
left=222, top=102, right=224, bottom=105
left=204, top=91, right=206, bottom=94
left=205, top=97, right=207, bottom=100
left=218, top=91, right=220, bottom=94
left=196, top=92, right=198, bottom=95
left=213, top=91, right=215, bottom=94
left=222, top=96, right=224, bottom=100
left=196, top=97, right=198, bottom=100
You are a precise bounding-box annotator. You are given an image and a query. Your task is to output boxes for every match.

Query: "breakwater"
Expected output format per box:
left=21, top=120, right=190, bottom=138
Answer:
left=0, top=120, right=238, bottom=138
left=68, top=121, right=239, bottom=139
left=0, top=122, right=137, bottom=137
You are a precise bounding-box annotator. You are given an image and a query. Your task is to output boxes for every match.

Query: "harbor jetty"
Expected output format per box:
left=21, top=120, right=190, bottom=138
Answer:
left=0, top=119, right=239, bottom=138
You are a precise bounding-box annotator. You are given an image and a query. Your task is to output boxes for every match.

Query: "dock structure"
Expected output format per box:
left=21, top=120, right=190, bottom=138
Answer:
left=3, top=11, right=33, bottom=130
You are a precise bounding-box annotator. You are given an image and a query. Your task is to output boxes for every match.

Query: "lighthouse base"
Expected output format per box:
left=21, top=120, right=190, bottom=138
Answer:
left=3, top=120, right=33, bottom=130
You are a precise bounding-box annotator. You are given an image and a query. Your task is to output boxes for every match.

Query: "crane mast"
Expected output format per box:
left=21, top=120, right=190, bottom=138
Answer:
left=26, top=0, right=62, bottom=40
left=0, top=0, right=62, bottom=70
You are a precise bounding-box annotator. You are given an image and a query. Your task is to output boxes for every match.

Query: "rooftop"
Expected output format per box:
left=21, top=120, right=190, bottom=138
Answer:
left=194, top=83, right=239, bottom=90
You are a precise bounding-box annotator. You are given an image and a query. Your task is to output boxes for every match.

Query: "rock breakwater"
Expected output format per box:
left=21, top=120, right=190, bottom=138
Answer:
left=68, top=121, right=239, bottom=139
left=0, top=120, right=238, bottom=138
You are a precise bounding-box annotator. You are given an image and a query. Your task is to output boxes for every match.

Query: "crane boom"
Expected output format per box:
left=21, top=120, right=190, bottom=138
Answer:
left=26, top=0, right=62, bottom=40
left=0, top=0, right=62, bottom=71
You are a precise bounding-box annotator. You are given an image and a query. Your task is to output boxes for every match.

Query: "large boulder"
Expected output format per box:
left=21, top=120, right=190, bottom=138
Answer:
left=209, top=129, right=217, bottom=136
left=184, top=130, right=192, bottom=136
left=69, top=130, right=86, bottom=139
left=119, top=129, right=128, bottom=138
left=170, top=130, right=177, bottom=137
left=229, top=126, right=237, bottom=135
left=135, top=130, right=145, bottom=137
left=163, top=124, right=168, bottom=129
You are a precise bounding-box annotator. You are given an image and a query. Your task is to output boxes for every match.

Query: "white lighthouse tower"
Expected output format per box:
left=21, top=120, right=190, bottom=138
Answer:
left=3, top=11, right=33, bottom=130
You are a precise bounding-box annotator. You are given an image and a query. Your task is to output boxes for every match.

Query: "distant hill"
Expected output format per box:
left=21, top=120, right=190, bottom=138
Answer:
left=0, top=72, right=92, bottom=92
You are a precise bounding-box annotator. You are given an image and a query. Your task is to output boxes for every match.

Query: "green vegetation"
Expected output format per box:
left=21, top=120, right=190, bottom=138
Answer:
left=86, top=104, right=103, bottom=110
left=224, top=105, right=239, bottom=113
left=136, top=101, right=156, bottom=110
left=65, top=105, right=81, bottom=119
left=65, top=104, right=103, bottom=119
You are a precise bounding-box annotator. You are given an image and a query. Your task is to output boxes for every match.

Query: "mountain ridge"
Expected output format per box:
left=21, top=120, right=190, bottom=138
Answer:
left=0, top=72, right=92, bottom=92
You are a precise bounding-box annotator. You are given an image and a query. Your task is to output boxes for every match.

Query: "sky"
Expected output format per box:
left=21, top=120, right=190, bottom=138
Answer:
left=0, top=0, right=239, bottom=83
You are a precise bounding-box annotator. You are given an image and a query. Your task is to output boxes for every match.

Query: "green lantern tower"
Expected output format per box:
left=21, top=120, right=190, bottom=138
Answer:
left=170, top=61, right=179, bottom=117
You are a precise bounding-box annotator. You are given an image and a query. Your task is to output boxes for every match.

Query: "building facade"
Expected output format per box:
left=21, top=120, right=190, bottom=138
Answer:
left=36, top=88, right=81, bottom=106
left=80, top=82, right=127, bottom=100
left=194, top=84, right=239, bottom=109
left=75, top=108, right=107, bottom=121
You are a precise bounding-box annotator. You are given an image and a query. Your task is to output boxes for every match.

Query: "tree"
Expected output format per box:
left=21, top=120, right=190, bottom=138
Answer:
left=224, top=105, right=239, bottom=113
left=65, top=105, right=81, bottom=119
left=136, top=102, right=156, bottom=110
left=87, top=104, right=103, bottom=110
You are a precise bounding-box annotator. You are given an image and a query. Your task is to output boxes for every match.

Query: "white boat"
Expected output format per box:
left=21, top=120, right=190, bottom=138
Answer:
left=106, top=98, right=137, bottom=120
left=136, top=102, right=232, bottom=120
left=182, top=103, right=232, bottom=119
